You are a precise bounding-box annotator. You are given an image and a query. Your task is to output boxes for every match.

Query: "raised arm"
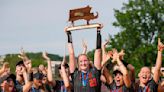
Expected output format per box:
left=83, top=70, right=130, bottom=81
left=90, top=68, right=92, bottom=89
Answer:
left=101, top=40, right=112, bottom=67
left=102, top=40, right=109, bottom=58
left=127, top=64, right=135, bottom=82
left=18, top=48, right=29, bottom=62
left=61, top=55, right=71, bottom=89
left=66, top=31, right=76, bottom=73
left=113, top=49, right=131, bottom=88
left=18, top=49, right=34, bottom=92
left=101, top=40, right=113, bottom=84
left=119, top=49, right=135, bottom=82
left=42, top=52, right=53, bottom=82
left=18, top=49, right=32, bottom=73
left=82, top=39, right=87, bottom=54
left=153, top=38, right=164, bottom=83
left=94, top=27, right=102, bottom=70
left=22, top=66, right=33, bottom=92
left=103, top=67, right=113, bottom=84
left=0, top=62, right=9, bottom=76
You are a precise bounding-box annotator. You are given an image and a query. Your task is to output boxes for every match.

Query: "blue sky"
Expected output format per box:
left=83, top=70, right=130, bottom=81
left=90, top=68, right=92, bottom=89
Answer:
left=0, top=0, right=127, bottom=56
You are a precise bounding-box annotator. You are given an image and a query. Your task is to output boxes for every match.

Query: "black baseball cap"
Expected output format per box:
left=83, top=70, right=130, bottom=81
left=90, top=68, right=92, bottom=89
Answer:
left=16, top=60, right=24, bottom=66
left=33, top=72, right=43, bottom=80
left=113, top=70, right=123, bottom=75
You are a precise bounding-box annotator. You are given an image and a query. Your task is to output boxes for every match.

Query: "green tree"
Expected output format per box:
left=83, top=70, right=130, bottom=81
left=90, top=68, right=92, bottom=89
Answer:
left=3, top=54, right=21, bottom=73
left=108, top=0, right=164, bottom=74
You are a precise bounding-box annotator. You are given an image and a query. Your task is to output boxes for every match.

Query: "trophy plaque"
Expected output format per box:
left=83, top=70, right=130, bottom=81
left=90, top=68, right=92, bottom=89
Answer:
left=65, top=5, right=102, bottom=31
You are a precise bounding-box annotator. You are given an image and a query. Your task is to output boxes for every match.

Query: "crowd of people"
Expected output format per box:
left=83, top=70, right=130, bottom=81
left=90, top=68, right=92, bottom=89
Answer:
left=0, top=27, right=164, bottom=92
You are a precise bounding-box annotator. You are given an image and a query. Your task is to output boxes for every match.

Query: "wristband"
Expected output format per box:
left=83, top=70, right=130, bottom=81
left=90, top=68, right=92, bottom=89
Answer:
left=96, top=31, right=101, bottom=49
left=66, top=31, right=72, bottom=43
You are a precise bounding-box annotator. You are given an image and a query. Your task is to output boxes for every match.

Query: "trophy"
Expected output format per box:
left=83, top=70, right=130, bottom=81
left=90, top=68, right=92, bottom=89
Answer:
left=65, top=5, right=102, bottom=31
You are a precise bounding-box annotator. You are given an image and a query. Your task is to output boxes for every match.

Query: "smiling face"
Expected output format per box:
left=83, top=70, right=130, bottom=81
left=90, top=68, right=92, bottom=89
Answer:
left=139, top=67, right=151, bottom=85
left=78, top=54, right=89, bottom=72
left=114, top=72, right=124, bottom=87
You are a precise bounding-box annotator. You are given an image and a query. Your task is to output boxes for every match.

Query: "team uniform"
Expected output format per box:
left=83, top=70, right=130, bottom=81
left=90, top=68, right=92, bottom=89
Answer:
left=71, top=67, right=101, bottom=92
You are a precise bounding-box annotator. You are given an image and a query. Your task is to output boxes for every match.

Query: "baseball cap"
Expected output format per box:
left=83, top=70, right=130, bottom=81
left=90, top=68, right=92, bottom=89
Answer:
left=16, top=60, right=24, bottom=66
left=33, top=72, right=43, bottom=80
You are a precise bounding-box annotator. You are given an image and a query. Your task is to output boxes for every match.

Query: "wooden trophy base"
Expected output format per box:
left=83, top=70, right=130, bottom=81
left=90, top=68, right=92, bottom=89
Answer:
left=65, top=23, right=102, bottom=31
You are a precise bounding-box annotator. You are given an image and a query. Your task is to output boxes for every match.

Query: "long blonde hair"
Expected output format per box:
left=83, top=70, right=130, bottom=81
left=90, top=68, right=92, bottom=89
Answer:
left=77, top=54, right=93, bottom=69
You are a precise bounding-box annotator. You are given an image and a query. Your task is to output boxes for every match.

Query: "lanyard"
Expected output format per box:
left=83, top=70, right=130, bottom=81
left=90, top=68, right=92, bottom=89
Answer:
left=143, top=86, right=147, bottom=92
left=139, top=86, right=147, bottom=92
left=82, top=72, right=89, bottom=86
left=60, top=81, right=67, bottom=92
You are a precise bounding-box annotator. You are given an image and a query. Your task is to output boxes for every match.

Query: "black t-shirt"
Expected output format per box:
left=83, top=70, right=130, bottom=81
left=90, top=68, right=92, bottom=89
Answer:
left=105, top=81, right=134, bottom=92
left=54, top=80, right=69, bottom=92
left=71, top=67, right=101, bottom=92
left=137, top=79, right=158, bottom=92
